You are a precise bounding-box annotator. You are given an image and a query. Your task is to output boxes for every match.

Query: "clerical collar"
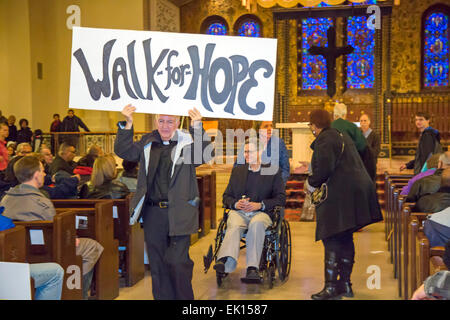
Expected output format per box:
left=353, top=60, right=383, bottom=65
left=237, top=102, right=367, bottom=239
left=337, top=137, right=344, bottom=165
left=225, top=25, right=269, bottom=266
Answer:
left=158, top=130, right=178, bottom=145
left=248, top=163, right=261, bottom=172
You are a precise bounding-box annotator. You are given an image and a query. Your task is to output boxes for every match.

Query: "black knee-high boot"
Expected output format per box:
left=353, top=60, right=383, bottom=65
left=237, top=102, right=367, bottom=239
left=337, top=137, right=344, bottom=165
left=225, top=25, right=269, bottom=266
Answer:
left=311, top=250, right=341, bottom=300
left=338, top=258, right=354, bottom=298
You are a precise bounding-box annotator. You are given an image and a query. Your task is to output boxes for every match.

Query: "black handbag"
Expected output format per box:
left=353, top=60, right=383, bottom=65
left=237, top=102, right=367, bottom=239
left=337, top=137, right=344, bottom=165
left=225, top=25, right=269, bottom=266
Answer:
left=310, top=132, right=345, bottom=206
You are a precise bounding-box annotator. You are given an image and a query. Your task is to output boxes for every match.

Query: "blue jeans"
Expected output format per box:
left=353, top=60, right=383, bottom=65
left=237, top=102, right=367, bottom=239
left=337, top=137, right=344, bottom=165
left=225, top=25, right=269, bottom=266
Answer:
left=30, top=263, right=64, bottom=300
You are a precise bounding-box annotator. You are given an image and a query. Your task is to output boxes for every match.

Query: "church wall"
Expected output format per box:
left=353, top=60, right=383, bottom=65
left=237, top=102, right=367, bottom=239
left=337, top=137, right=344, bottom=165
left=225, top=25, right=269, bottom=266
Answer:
left=27, top=0, right=148, bottom=133
left=0, top=0, right=33, bottom=127
left=0, top=0, right=153, bottom=136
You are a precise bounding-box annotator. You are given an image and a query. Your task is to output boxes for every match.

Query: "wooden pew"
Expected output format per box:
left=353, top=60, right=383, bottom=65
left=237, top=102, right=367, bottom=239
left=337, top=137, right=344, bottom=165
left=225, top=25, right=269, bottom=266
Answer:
left=54, top=201, right=119, bottom=300
left=0, top=225, right=26, bottom=262
left=384, top=172, right=413, bottom=241
left=388, top=180, right=408, bottom=281
left=197, top=174, right=212, bottom=238
left=385, top=176, right=410, bottom=248
left=52, top=195, right=144, bottom=287
left=14, top=211, right=83, bottom=300
left=399, top=204, right=416, bottom=299
left=408, top=214, right=447, bottom=298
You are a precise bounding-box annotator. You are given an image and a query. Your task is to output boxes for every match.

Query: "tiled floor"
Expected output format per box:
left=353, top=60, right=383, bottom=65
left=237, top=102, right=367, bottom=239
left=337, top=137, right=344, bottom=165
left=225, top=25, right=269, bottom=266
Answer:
left=116, top=157, right=412, bottom=300
left=116, top=220, right=401, bottom=300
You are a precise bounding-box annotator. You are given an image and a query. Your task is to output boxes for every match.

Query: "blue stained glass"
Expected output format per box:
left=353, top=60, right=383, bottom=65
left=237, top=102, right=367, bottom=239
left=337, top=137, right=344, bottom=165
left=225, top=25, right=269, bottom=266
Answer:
left=301, top=18, right=333, bottom=90
left=238, top=21, right=261, bottom=37
left=206, top=23, right=227, bottom=35
left=308, top=1, right=376, bottom=7
left=424, top=12, right=449, bottom=87
left=352, top=0, right=377, bottom=4
left=346, top=16, right=375, bottom=89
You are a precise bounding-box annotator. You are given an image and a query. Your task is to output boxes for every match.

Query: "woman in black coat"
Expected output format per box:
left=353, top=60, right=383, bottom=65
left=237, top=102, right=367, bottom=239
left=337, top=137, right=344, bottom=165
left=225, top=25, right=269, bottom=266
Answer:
left=16, top=118, right=33, bottom=144
left=79, top=154, right=129, bottom=200
left=302, top=109, right=383, bottom=300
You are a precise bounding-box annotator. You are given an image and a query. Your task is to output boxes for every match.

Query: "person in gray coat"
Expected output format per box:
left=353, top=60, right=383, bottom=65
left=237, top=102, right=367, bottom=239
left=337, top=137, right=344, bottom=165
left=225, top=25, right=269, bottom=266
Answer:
left=114, top=104, right=213, bottom=300
left=1, top=156, right=103, bottom=299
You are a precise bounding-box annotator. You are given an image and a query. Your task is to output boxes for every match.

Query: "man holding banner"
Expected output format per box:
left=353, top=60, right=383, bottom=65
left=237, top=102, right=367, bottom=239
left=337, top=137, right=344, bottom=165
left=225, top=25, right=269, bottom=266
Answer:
left=114, top=104, right=212, bottom=300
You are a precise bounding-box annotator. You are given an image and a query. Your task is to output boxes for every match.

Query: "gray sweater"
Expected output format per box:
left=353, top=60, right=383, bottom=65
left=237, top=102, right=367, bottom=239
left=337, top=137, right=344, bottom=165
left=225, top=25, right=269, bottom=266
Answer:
left=0, top=184, right=56, bottom=221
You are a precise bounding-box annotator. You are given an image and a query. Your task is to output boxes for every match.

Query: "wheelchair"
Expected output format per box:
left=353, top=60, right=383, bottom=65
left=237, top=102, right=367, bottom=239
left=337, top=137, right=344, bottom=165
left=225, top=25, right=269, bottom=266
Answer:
left=203, top=206, right=292, bottom=289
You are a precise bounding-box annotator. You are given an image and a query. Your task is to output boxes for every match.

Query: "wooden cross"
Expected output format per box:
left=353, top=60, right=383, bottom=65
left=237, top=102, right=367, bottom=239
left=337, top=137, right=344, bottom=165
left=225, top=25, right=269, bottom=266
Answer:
left=308, top=26, right=354, bottom=98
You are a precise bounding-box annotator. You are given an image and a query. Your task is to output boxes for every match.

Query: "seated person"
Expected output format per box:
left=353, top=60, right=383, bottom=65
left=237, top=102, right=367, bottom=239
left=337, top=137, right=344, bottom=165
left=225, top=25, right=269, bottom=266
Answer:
left=423, top=206, right=450, bottom=247
left=117, top=159, right=138, bottom=193
left=3, top=143, right=32, bottom=182
left=235, top=121, right=290, bottom=185
left=214, top=138, right=286, bottom=280
left=407, top=151, right=450, bottom=203
left=0, top=212, right=64, bottom=300
left=74, top=145, right=104, bottom=186
left=39, top=145, right=54, bottom=175
left=79, top=154, right=129, bottom=199
left=0, top=153, right=79, bottom=200
left=412, top=240, right=450, bottom=300
left=0, top=156, right=103, bottom=299
left=49, top=143, right=77, bottom=176
left=415, top=167, right=450, bottom=213
left=7, top=142, right=16, bottom=158
left=401, top=153, right=440, bottom=196
left=77, top=145, right=104, bottom=168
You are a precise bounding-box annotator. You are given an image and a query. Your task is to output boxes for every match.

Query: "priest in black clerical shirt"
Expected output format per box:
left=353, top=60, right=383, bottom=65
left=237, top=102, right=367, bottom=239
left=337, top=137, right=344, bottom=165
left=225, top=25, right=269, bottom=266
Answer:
left=114, top=105, right=213, bottom=300
left=214, top=138, right=286, bottom=281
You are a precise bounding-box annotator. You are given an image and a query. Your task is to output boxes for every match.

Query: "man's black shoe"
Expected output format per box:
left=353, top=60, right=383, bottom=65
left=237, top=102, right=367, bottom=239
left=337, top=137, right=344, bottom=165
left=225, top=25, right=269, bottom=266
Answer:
left=245, top=267, right=260, bottom=281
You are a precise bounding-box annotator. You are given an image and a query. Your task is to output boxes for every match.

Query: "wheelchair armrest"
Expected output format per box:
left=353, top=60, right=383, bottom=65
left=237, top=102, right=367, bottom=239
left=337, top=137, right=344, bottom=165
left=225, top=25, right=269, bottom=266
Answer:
left=269, top=206, right=284, bottom=229
left=222, top=206, right=231, bottom=220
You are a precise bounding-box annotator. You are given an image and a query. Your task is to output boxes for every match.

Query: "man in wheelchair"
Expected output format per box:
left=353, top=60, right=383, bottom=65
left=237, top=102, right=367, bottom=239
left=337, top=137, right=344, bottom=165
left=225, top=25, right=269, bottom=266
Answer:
left=213, top=138, right=286, bottom=282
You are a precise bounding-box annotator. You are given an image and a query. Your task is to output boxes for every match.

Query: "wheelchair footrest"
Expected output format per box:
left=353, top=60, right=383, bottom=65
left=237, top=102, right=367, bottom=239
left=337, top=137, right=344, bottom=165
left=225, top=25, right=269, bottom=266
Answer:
left=240, top=276, right=263, bottom=284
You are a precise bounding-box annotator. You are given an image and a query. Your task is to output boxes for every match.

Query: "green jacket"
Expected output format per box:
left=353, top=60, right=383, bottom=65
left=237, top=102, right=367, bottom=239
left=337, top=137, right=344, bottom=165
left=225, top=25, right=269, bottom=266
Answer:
left=332, top=118, right=367, bottom=152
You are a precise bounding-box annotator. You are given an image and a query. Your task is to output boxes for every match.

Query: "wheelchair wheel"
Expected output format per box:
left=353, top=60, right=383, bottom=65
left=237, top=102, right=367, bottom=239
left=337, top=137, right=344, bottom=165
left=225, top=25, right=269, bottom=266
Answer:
left=263, top=261, right=276, bottom=289
left=214, top=218, right=227, bottom=259
left=277, top=219, right=292, bottom=282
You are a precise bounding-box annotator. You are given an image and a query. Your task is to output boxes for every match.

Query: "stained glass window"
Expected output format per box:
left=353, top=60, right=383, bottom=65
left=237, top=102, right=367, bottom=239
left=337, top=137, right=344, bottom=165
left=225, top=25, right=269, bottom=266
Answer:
left=352, top=0, right=377, bottom=4
left=346, top=16, right=375, bottom=89
left=206, top=22, right=228, bottom=36
left=306, top=0, right=376, bottom=7
left=300, top=18, right=334, bottom=90
left=423, top=12, right=449, bottom=88
left=237, top=21, right=261, bottom=37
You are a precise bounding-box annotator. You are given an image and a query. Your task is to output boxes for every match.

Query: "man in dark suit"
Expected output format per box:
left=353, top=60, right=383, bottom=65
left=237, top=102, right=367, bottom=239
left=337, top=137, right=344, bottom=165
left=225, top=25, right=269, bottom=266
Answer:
left=214, top=138, right=286, bottom=281
left=360, top=114, right=380, bottom=181
left=115, top=104, right=212, bottom=300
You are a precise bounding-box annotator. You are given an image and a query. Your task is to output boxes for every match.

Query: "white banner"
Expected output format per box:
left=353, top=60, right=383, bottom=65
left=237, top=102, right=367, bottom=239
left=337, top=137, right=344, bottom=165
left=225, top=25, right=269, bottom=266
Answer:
left=69, top=27, right=277, bottom=121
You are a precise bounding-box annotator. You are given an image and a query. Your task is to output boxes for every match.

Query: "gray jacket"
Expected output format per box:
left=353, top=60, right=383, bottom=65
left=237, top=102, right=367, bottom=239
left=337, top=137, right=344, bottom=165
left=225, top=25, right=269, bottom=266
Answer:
left=114, top=123, right=212, bottom=236
left=1, top=184, right=56, bottom=221
left=424, top=270, right=450, bottom=300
